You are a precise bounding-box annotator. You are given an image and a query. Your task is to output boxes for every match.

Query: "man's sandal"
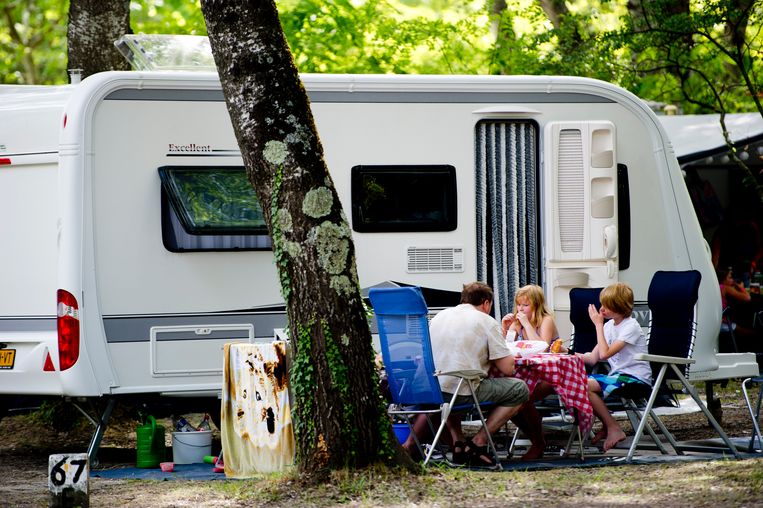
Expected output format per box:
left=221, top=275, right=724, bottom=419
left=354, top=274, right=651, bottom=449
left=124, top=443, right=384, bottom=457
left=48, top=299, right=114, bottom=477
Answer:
left=465, top=439, right=497, bottom=467
left=451, top=440, right=468, bottom=465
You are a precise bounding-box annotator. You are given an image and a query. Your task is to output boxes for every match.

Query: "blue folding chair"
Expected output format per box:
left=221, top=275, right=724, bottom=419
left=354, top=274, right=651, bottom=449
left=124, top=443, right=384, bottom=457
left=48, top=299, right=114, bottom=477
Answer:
left=369, top=286, right=502, bottom=469
left=620, top=270, right=741, bottom=461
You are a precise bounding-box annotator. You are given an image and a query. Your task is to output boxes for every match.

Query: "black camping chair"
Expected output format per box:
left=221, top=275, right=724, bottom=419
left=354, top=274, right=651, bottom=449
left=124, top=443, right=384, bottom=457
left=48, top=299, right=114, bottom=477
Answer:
left=568, top=287, right=604, bottom=358
left=614, top=270, right=741, bottom=462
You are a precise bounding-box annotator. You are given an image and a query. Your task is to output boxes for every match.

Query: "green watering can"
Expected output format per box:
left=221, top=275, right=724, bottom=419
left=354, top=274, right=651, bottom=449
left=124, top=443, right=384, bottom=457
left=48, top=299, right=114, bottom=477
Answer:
left=135, top=415, right=166, bottom=468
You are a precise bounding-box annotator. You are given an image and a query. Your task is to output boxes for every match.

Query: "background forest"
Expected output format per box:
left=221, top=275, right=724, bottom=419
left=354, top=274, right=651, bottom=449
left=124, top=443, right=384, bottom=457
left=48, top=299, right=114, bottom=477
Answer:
left=1, top=0, right=761, bottom=118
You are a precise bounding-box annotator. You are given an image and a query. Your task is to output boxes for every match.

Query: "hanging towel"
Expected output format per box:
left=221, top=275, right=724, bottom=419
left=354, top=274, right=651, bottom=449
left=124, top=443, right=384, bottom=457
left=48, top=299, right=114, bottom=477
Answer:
left=221, top=342, right=295, bottom=477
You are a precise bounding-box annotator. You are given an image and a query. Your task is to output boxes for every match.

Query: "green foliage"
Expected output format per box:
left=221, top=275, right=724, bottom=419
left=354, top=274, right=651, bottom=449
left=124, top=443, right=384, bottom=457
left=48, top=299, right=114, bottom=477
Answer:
left=488, top=0, right=627, bottom=82
left=278, top=0, right=489, bottom=74
left=0, top=0, right=69, bottom=84
left=322, top=319, right=357, bottom=462
left=270, top=164, right=292, bottom=302
left=130, top=0, right=206, bottom=36
left=29, top=399, right=83, bottom=432
left=610, top=0, right=763, bottom=115
left=291, top=321, right=316, bottom=460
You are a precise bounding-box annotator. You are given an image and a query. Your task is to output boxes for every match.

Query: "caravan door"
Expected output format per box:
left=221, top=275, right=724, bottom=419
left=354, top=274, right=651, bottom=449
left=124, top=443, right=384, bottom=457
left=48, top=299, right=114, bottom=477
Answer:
left=543, top=121, right=619, bottom=339
left=475, top=120, right=541, bottom=318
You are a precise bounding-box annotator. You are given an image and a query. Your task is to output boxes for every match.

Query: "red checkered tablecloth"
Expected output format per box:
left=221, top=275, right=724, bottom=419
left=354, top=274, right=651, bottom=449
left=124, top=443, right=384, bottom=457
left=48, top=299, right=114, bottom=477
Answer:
left=513, top=353, right=594, bottom=435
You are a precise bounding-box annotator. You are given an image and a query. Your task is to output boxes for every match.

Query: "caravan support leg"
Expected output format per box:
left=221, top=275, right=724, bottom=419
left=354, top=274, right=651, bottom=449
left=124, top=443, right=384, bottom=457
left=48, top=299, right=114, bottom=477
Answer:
left=72, top=398, right=116, bottom=467
left=705, top=381, right=723, bottom=423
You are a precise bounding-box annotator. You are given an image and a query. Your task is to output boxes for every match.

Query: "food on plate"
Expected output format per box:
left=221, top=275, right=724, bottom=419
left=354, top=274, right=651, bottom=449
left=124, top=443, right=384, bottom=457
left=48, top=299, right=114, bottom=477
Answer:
left=550, top=338, right=565, bottom=353
left=508, top=340, right=548, bottom=358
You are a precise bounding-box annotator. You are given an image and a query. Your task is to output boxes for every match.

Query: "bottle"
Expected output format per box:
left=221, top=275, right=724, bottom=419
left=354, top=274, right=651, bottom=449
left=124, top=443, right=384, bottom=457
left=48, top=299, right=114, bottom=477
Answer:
left=174, top=416, right=195, bottom=432
left=196, top=413, right=212, bottom=431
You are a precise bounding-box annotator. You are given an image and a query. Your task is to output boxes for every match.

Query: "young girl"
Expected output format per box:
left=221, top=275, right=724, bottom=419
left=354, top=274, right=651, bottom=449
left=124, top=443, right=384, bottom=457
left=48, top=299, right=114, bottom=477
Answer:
left=581, top=282, right=652, bottom=451
left=501, top=284, right=560, bottom=347
left=500, top=284, right=559, bottom=460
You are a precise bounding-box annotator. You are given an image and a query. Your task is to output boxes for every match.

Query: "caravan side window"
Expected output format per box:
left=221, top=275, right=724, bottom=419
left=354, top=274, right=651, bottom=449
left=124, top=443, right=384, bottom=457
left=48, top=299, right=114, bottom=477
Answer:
left=158, top=166, right=272, bottom=252
left=351, top=165, right=457, bottom=233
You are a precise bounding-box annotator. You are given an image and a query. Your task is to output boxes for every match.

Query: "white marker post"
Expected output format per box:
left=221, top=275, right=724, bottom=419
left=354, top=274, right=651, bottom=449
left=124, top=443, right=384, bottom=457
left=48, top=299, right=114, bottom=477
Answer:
left=48, top=453, right=89, bottom=507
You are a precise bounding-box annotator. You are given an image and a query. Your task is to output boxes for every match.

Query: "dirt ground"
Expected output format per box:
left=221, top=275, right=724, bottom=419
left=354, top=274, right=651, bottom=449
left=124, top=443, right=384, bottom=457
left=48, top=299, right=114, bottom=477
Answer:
left=0, top=387, right=761, bottom=507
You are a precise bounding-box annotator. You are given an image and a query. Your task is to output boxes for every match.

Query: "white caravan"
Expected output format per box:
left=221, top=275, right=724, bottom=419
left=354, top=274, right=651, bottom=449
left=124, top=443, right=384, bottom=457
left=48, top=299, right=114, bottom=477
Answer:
left=1, top=72, right=758, bottom=433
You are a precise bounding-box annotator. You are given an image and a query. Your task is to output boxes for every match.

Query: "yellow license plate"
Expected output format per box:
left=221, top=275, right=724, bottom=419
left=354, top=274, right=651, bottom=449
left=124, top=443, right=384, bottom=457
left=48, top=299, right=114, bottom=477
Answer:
left=0, top=349, right=16, bottom=369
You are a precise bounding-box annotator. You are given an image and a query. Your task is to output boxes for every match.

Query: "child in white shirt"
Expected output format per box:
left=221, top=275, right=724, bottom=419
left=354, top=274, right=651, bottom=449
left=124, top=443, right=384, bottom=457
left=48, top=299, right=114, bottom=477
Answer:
left=580, top=282, right=652, bottom=451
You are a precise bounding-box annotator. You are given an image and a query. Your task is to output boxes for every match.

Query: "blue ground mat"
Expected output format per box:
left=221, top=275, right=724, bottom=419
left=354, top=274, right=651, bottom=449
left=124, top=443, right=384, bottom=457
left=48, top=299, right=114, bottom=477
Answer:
left=91, top=437, right=761, bottom=479
left=92, top=462, right=226, bottom=481
left=91, top=451, right=761, bottom=479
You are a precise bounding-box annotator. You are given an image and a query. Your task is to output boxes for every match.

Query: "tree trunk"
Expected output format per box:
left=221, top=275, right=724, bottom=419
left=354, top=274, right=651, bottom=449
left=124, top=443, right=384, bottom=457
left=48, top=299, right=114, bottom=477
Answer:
left=199, top=0, right=408, bottom=475
left=490, top=0, right=508, bottom=41
left=67, top=0, right=131, bottom=81
left=538, top=0, right=569, bottom=29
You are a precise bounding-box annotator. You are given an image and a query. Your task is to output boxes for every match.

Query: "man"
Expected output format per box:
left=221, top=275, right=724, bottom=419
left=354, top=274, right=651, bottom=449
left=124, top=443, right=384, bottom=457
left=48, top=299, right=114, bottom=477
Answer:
left=429, top=282, right=530, bottom=466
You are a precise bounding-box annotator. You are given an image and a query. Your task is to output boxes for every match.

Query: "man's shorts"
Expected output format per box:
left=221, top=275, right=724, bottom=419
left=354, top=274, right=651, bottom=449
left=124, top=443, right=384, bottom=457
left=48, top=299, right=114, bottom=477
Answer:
left=590, top=372, right=651, bottom=398
left=445, top=377, right=529, bottom=407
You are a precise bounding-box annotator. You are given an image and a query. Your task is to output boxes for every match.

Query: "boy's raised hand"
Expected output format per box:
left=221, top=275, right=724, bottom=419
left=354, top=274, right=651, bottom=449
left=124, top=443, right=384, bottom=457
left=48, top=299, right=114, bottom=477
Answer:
left=588, top=303, right=604, bottom=326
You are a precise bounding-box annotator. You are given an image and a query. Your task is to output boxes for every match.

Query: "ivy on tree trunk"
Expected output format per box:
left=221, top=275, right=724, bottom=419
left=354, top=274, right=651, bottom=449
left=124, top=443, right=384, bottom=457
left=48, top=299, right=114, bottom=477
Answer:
left=200, top=0, right=411, bottom=475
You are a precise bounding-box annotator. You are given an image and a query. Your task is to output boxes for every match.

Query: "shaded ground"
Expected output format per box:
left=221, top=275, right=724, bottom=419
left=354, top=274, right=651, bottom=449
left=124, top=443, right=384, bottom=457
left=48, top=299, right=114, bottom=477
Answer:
left=1, top=383, right=761, bottom=507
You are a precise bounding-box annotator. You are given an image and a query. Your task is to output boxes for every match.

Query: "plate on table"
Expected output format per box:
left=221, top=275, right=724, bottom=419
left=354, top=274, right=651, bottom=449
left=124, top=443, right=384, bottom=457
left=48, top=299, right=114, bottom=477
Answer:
left=507, top=340, right=548, bottom=358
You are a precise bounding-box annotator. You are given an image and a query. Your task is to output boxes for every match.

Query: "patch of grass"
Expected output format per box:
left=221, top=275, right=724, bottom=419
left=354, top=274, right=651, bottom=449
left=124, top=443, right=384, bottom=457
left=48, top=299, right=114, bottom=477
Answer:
left=88, top=458, right=763, bottom=507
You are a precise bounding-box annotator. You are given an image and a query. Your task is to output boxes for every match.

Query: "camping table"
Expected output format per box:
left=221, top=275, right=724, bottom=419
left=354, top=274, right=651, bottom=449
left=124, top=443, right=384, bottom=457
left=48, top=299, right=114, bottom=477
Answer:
left=513, top=353, right=594, bottom=435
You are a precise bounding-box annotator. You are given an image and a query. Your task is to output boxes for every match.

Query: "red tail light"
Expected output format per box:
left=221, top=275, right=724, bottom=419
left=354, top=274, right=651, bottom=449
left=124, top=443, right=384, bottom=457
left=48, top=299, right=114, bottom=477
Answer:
left=57, top=289, right=80, bottom=371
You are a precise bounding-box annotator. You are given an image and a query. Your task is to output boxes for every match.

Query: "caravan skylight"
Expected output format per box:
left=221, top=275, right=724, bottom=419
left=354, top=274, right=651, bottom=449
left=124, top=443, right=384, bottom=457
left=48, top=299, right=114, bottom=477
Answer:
left=115, top=34, right=215, bottom=71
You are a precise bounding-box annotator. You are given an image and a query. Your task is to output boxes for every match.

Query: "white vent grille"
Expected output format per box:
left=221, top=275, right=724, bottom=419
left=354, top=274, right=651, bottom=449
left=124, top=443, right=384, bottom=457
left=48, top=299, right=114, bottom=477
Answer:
left=557, top=129, right=585, bottom=253
left=406, top=247, right=464, bottom=273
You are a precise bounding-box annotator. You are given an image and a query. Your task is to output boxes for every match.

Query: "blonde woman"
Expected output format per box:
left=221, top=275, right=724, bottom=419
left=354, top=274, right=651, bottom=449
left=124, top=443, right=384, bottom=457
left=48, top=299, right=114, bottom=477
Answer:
left=501, top=284, right=560, bottom=347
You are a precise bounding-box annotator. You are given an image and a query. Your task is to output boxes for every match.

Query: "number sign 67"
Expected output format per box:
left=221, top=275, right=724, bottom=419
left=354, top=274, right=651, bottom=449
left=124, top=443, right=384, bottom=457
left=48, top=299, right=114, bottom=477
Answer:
left=48, top=453, right=89, bottom=493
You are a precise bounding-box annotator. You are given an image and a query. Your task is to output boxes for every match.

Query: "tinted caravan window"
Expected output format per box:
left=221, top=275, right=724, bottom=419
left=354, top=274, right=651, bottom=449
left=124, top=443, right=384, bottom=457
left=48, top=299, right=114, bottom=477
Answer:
left=351, top=165, right=457, bottom=232
left=158, top=166, right=272, bottom=251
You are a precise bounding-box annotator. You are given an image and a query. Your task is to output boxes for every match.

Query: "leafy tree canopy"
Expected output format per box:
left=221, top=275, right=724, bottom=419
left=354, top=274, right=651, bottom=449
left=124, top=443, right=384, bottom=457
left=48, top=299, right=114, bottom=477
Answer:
left=2, top=0, right=761, bottom=118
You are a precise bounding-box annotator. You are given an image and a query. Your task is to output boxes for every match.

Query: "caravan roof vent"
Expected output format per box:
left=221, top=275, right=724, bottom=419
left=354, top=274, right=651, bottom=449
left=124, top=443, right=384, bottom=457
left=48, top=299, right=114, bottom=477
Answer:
left=115, top=34, right=215, bottom=72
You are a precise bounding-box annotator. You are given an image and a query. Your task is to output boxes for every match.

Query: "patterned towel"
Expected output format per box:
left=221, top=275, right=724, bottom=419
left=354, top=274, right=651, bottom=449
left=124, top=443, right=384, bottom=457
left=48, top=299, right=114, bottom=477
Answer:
left=221, top=342, right=295, bottom=477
